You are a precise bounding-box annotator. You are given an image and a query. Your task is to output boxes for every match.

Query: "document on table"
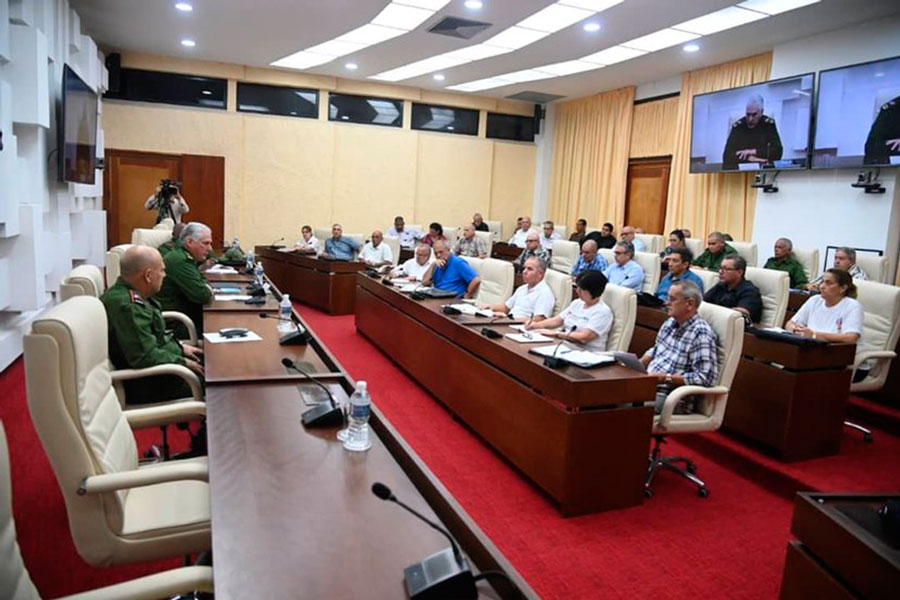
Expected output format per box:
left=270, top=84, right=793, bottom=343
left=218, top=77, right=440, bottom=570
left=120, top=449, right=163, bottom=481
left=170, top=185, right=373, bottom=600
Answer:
left=203, top=331, right=263, bottom=344
left=207, top=265, right=238, bottom=274
left=445, top=303, right=495, bottom=317
left=214, top=294, right=253, bottom=301
left=528, top=345, right=615, bottom=367
left=212, top=285, right=243, bottom=294
left=505, top=332, right=554, bottom=343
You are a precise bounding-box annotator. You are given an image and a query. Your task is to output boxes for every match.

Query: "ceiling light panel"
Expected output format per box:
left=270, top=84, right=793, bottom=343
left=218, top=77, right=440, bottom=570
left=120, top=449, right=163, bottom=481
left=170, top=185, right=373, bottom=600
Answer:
left=621, top=28, right=699, bottom=52
left=395, top=0, right=452, bottom=9
left=447, top=77, right=514, bottom=92
left=443, top=44, right=513, bottom=61
left=305, top=39, right=366, bottom=58
left=535, top=60, right=603, bottom=76
left=271, top=51, right=335, bottom=70
left=370, top=55, right=469, bottom=81
left=673, top=6, right=766, bottom=35
left=483, top=26, right=551, bottom=50
left=581, top=45, right=646, bottom=65
left=372, top=2, right=435, bottom=30
left=497, top=69, right=557, bottom=83
left=558, top=0, right=623, bottom=10
left=737, top=0, right=820, bottom=16
left=516, top=4, right=593, bottom=34
left=337, top=24, right=408, bottom=45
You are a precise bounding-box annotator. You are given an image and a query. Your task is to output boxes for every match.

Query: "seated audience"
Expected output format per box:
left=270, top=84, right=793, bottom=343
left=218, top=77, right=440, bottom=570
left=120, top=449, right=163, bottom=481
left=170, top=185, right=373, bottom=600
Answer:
left=423, top=240, right=481, bottom=298
left=641, top=281, right=719, bottom=414
left=324, top=223, right=360, bottom=260
left=694, top=232, right=737, bottom=271
left=787, top=268, right=864, bottom=344
left=569, top=219, right=587, bottom=245
left=620, top=225, right=645, bottom=253
left=293, top=225, right=319, bottom=254
left=508, top=216, right=537, bottom=247
left=763, top=237, right=808, bottom=288
left=156, top=222, right=214, bottom=338
left=571, top=239, right=608, bottom=277
left=391, top=245, right=432, bottom=281
left=657, top=248, right=704, bottom=301
left=603, top=241, right=644, bottom=292
left=660, top=229, right=686, bottom=262
left=515, top=232, right=550, bottom=271
left=585, top=222, right=616, bottom=249
left=806, top=246, right=868, bottom=290
left=482, top=257, right=555, bottom=323
left=359, top=230, right=394, bottom=267
left=421, top=222, right=446, bottom=247
left=526, top=270, right=613, bottom=353
left=472, top=212, right=490, bottom=232
left=386, top=216, right=422, bottom=249
left=703, top=255, right=763, bottom=323
left=454, top=224, right=488, bottom=258
left=540, top=221, right=561, bottom=253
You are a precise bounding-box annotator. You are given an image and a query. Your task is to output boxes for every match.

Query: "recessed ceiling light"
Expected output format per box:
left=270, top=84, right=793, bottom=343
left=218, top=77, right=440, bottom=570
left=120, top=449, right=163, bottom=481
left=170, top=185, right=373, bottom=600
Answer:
left=345, top=62, right=358, bottom=70
left=341, top=115, right=350, bottom=120
left=180, top=39, right=196, bottom=47
left=433, top=73, right=445, bottom=81
left=201, top=89, right=212, bottom=95
left=683, top=43, right=700, bottom=53
left=175, top=2, right=192, bottom=12
left=583, top=22, right=601, bottom=32
left=464, top=0, right=483, bottom=9
left=447, top=125, right=455, bottom=130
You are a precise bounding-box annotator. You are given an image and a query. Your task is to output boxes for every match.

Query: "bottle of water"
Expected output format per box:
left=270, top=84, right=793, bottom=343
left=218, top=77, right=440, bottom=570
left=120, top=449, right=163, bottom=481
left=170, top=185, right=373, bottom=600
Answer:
left=245, top=251, right=254, bottom=272
left=254, top=262, right=265, bottom=287
left=278, top=294, right=293, bottom=332
left=342, top=381, right=372, bottom=452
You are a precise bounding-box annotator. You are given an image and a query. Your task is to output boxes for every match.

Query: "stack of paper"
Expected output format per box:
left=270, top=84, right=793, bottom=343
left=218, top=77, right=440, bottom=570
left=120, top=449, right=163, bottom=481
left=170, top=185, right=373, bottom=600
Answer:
left=505, top=332, right=554, bottom=343
left=207, top=264, right=238, bottom=274
left=203, top=331, right=263, bottom=344
left=445, top=304, right=495, bottom=317
left=214, top=295, right=252, bottom=301
left=529, top=345, right=615, bottom=368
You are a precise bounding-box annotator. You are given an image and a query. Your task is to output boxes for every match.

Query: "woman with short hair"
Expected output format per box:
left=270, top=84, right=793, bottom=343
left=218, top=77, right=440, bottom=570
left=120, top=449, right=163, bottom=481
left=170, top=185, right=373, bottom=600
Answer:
left=525, top=270, right=613, bottom=352
left=786, top=268, right=863, bottom=344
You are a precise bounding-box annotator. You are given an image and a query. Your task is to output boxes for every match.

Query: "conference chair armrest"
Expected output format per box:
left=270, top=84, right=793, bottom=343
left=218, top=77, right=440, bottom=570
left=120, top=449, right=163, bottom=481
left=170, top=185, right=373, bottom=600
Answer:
left=162, top=311, right=198, bottom=345
left=657, top=385, right=729, bottom=432
left=59, top=566, right=214, bottom=600
left=853, top=350, right=897, bottom=369
left=110, top=364, right=203, bottom=402
left=124, top=401, right=206, bottom=428
left=78, top=461, right=209, bottom=495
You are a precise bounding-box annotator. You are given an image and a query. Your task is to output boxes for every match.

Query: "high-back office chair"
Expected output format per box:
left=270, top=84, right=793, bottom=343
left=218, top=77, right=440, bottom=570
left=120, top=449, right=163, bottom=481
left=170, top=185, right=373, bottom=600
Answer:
left=792, top=248, right=820, bottom=284
left=635, top=234, right=664, bottom=254
left=459, top=255, right=483, bottom=277
left=684, top=238, right=703, bottom=260
left=633, top=252, right=661, bottom=295
left=0, top=423, right=214, bottom=600
left=485, top=220, right=502, bottom=243
left=689, top=267, right=720, bottom=294
left=59, top=265, right=105, bottom=301
left=474, top=230, right=493, bottom=254
left=730, top=241, right=758, bottom=267
left=645, top=302, right=745, bottom=498
left=745, top=267, right=789, bottom=328
left=601, top=284, right=637, bottom=352
left=382, top=235, right=401, bottom=265
left=23, top=296, right=211, bottom=566
left=153, top=218, right=175, bottom=230
left=105, top=244, right=133, bottom=288
left=345, top=233, right=365, bottom=255
left=443, top=226, right=458, bottom=247
left=554, top=225, right=568, bottom=238
left=543, top=269, right=573, bottom=317
left=599, top=248, right=614, bottom=265
left=855, top=253, right=890, bottom=284
left=475, top=258, right=514, bottom=305
left=551, top=240, right=579, bottom=274
left=131, top=228, right=173, bottom=248
left=314, top=227, right=331, bottom=244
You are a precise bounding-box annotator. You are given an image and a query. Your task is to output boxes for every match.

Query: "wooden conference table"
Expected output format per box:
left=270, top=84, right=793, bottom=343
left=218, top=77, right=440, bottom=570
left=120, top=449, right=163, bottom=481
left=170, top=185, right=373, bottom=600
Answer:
left=355, top=274, right=658, bottom=517
left=254, top=245, right=368, bottom=315
left=201, top=272, right=535, bottom=599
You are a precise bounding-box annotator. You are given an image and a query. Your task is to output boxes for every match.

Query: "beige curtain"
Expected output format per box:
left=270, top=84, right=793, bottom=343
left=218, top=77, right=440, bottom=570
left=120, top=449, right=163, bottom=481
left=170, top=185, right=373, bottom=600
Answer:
left=665, top=53, right=772, bottom=241
left=630, top=96, right=680, bottom=158
left=548, top=86, right=635, bottom=230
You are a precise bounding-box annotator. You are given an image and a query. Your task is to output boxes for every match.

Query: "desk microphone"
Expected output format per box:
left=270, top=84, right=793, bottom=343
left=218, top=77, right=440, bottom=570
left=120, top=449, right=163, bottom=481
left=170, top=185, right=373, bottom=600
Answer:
left=544, top=325, right=577, bottom=369
left=480, top=313, right=505, bottom=339
left=409, top=282, right=426, bottom=301
left=371, top=482, right=477, bottom=600
left=281, top=357, right=344, bottom=428
left=259, top=313, right=310, bottom=345
left=442, top=305, right=461, bottom=315
left=269, top=236, right=284, bottom=248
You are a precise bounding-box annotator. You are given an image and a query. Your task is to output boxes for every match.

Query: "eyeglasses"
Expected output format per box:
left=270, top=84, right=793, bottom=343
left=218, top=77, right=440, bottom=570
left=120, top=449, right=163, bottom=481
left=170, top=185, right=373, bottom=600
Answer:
left=718, top=266, right=738, bottom=272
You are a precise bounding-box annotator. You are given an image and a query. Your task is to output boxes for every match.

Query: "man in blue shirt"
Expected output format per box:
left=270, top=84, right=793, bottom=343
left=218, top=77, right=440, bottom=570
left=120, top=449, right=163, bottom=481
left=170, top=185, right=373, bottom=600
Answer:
left=423, top=240, right=481, bottom=298
left=571, top=239, right=608, bottom=278
left=603, top=241, right=644, bottom=292
left=657, top=247, right=705, bottom=301
left=323, top=223, right=359, bottom=260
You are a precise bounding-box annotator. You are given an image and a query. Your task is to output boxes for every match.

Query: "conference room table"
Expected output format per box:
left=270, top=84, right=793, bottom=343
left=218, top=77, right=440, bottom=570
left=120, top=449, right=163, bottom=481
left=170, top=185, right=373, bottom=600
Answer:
left=628, top=305, right=855, bottom=461
left=200, top=276, right=536, bottom=599
left=355, top=274, right=658, bottom=517
left=490, top=242, right=523, bottom=262
left=254, top=245, right=368, bottom=315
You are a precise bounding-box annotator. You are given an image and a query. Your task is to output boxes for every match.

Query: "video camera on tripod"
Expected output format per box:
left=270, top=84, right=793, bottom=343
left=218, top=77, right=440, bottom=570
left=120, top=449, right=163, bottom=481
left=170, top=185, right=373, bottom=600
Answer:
left=153, top=179, right=183, bottom=222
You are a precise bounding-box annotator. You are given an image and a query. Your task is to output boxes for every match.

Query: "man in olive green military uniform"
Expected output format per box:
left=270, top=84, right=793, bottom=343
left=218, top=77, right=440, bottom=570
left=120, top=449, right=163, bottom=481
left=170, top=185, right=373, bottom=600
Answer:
left=156, top=222, right=214, bottom=339
left=763, top=237, right=808, bottom=288
left=864, top=95, right=900, bottom=165
left=694, top=232, right=738, bottom=271
left=157, top=222, right=185, bottom=259
left=723, top=94, right=783, bottom=170
left=101, top=245, right=204, bottom=405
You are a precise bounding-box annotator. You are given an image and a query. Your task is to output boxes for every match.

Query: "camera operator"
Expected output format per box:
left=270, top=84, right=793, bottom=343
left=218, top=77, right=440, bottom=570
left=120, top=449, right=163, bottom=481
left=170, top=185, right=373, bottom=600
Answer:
left=145, top=179, right=190, bottom=224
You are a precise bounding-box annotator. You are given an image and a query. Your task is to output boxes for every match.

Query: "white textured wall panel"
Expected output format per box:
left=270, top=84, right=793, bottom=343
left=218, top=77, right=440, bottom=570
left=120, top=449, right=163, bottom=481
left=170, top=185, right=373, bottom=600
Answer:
left=9, top=0, right=34, bottom=26
left=0, top=1, right=10, bottom=63
left=9, top=24, right=49, bottom=128
left=0, top=259, right=9, bottom=310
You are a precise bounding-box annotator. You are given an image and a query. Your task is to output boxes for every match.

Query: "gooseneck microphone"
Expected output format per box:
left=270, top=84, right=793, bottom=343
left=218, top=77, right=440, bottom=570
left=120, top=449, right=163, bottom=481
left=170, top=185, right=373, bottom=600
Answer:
left=282, top=357, right=344, bottom=428
left=371, top=482, right=477, bottom=599
left=269, top=236, right=284, bottom=248
left=259, top=313, right=309, bottom=345
left=544, top=325, right=577, bottom=369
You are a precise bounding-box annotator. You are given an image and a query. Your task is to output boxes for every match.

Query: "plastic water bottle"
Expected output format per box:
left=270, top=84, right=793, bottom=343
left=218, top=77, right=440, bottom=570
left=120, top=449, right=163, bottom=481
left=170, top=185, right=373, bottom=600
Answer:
left=245, top=251, right=254, bottom=271
left=254, top=262, right=265, bottom=287
left=278, top=294, right=293, bottom=333
left=342, top=381, right=372, bottom=452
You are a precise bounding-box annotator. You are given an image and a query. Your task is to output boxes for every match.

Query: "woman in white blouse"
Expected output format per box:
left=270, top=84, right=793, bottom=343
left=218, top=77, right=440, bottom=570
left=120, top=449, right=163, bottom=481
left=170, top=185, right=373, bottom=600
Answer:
left=294, top=225, right=320, bottom=254
left=786, top=268, right=864, bottom=344
left=525, top=270, right=613, bottom=352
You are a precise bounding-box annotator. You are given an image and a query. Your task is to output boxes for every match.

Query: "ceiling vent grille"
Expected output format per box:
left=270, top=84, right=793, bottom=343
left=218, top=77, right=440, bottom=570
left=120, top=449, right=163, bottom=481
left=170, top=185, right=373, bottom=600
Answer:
left=506, top=91, right=566, bottom=103
left=427, top=16, right=492, bottom=40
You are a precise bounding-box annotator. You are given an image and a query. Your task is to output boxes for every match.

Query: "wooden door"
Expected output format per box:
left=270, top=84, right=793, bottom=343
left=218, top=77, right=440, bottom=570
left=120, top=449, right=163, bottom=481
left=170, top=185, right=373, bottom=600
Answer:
left=181, top=154, right=225, bottom=250
left=624, top=158, right=671, bottom=234
left=104, top=150, right=180, bottom=246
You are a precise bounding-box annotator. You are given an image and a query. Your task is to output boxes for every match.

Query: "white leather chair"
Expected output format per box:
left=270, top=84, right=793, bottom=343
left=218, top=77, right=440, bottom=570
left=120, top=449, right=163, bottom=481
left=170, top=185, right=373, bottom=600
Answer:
left=730, top=241, right=758, bottom=267
left=152, top=218, right=175, bottom=230
left=459, top=256, right=483, bottom=277
left=0, top=423, right=214, bottom=600
left=690, top=267, right=720, bottom=294
left=852, top=280, right=900, bottom=393
left=23, top=296, right=210, bottom=566
left=599, top=248, right=614, bottom=266
left=633, top=251, right=661, bottom=295
left=105, top=244, right=133, bottom=288
left=554, top=225, right=568, bottom=238
left=551, top=240, right=579, bottom=274
left=585, top=227, right=602, bottom=236
left=131, top=228, right=173, bottom=249
left=485, top=220, right=502, bottom=243
left=314, top=227, right=331, bottom=243
left=636, top=234, right=664, bottom=254
left=382, top=235, right=401, bottom=265
left=601, top=283, right=637, bottom=352
left=345, top=234, right=365, bottom=257
left=543, top=269, right=573, bottom=317
left=791, top=248, right=820, bottom=284
left=745, top=267, right=789, bottom=328
left=646, top=302, right=745, bottom=498
left=443, top=226, right=458, bottom=247
left=474, top=231, right=493, bottom=256
left=685, top=238, right=703, bottom=260
left=60, top=265, right=105, bottom=301
left=855, top=253, right=890, bottom=284
left=475, top=258, right=514, bottom=305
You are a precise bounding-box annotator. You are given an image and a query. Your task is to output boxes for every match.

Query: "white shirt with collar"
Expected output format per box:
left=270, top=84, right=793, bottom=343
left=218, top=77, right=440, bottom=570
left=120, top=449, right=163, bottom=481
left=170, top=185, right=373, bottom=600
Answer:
left=393, top=257, right=432, bottom=280
left=505, top=280, right=557, bottom=320
left=295, top=236, right=320, bottom=253
left=508, top=227, right=538, bottom=248
left=360, top=241, right=394, bottom=264
left=387, top=225, right=422, bottom=249
left=539, top=231, right=561, bottom=252
left=626, top=237, right=646, bottom=253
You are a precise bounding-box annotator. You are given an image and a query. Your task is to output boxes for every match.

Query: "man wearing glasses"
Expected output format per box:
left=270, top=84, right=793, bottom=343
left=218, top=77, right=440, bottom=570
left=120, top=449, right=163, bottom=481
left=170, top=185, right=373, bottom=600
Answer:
left=703, top=255, right=763, bottom=323
left=603, top=241, right=644, bottom=292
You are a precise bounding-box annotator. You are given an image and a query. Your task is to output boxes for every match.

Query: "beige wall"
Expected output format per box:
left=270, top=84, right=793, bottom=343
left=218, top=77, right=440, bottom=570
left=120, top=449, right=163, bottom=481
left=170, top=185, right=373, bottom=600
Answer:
left=102, top=53, right=537, bottom=246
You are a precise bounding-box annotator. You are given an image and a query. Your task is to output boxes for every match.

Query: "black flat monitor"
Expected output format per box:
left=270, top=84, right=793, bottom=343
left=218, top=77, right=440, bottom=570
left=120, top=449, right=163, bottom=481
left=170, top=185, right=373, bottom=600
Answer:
left=690, top=73, right=814, bottom=173
left=59, top=65, right=99, bottom=184
left=812, top=55, right=900, bottom=169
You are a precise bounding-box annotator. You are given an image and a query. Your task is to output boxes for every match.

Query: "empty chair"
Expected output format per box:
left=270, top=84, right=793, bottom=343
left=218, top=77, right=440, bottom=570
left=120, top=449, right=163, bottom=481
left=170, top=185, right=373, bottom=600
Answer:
left=646, top=302, right=745, bottom=498
left=474, top=230, right=493, bottom=254
left=852, top=280, right=900, bottom=393
left=684, top=238, right=704, bottom=260
left=485, top=220, right=502, bottom=243
left=443, top=226, right=458, bottom=247
left=791, top=247, right=820, bottom=284
left=23, top=296, right=210, bottom=566
left=855, top=253, right=890, bottom=284
left=730, top=241, right=758, bottom=267
left=745, top=267, right=789, bottom=328
left=131, top=227, right=174, bottom=249
left=105, top=244, right=134, bottom=288
left=689, top=267, right=720, bottom=293
left=153, top=217, right=175, bottom=230
left=382, top=235, right=401, bottom=265
left=555, top=224, right=568, bottom=238
left=543, top=268, right=574, bottom=316
left=600, top=283, right=637, bottom=352
left=551, top=240, right=579, bottom=274
left=633, top=251, right=661, bottom=295
left=314, top=227, right=331, bottom=244
left=60, top=264, right=105, bottom=301
left=475, top=258, right=514, bottom=305
left=635, top=234, right=665, bottom=254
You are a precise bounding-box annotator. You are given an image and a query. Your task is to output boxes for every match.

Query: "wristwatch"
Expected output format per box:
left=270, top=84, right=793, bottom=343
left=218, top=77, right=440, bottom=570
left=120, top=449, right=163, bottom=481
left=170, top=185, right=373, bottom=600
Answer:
left=665, top=373, right=673, bottom=385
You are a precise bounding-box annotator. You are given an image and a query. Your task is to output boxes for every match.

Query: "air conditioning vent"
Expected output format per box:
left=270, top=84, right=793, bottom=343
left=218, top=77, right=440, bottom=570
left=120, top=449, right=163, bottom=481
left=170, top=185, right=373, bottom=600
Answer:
left=506, top=91, right=566, bottom=103
left=427, top=16, right=492, bottom=40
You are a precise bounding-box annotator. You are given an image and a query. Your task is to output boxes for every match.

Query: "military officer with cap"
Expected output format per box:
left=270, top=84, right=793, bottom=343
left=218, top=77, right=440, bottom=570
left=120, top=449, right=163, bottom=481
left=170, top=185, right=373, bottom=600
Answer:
left=101, top=245, right=204, bottom=405
left=864, top=95, right=900, bottom=165
left=722, top=94, right=783, bottom=170
left=156, top=221, right=214, bottom=339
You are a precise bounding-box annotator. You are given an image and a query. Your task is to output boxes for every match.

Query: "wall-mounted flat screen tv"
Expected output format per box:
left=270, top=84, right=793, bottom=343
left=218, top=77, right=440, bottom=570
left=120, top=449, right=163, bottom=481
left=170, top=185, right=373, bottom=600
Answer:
left=690, top=73, right=814, bottom=173
left=59, top=64, right=99, bottom=184
left=812, top=55, right=900, bottom=169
